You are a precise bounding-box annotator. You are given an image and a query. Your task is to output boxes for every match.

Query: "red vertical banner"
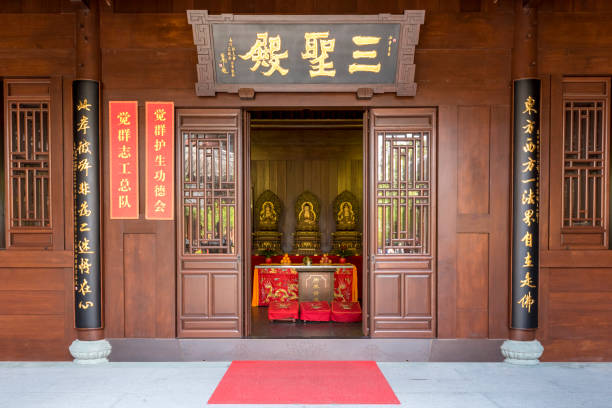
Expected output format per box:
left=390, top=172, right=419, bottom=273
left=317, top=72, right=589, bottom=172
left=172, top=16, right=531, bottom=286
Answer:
left=145, top=102, right=174, bottom=220
left=109, top=101, right=139, bottom=219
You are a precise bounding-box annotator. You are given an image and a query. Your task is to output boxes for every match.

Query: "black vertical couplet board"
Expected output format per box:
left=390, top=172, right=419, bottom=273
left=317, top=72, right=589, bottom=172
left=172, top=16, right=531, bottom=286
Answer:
left=73, top=80, right=102, bottom=329
left=511, top=78, right=541, bottom=329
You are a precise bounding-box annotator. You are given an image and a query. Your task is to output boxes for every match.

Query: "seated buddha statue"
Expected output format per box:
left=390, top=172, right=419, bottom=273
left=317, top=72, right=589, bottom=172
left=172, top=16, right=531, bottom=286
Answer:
left=259, top=201, right=278, bottom=231
left=292, top=191, right=321, bottom=255
left=253, top=190, right=283, bottom=254
left=332, top=190, right=362, bottom=255
left=297, top=202, right=317, bottom=230
left=336, top=201, right=356, bottom=231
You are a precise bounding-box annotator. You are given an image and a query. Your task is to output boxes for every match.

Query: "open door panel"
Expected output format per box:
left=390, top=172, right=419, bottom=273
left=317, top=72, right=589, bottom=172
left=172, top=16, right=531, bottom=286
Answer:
left=368, top=108, right=437, bottom=338
left=176, top=109, right=243, bottom=338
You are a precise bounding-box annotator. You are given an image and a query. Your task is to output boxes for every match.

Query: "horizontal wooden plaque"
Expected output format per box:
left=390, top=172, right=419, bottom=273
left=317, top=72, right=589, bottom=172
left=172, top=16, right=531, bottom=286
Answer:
left=187, top=11, right=424, bottom=96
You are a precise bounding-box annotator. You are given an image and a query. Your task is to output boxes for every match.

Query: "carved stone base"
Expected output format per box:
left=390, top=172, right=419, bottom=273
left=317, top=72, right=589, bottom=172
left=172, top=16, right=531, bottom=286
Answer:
left=253, top=231, right=282, bottom=254
left=292, top=231, right=321, bottom=255
left=332, top=231, right=362, bottom=255
left=500, top=339, right=544, bottom=365
left=69, top=339, right=112, bottom=364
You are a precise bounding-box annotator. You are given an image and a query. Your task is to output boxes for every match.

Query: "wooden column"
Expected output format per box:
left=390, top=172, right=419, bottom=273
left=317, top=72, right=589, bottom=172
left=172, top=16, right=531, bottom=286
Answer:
left=75, top=0, right=103, bottom=342
left=510, top=0, right=538, bottom=342
left=77, top=0, right=100, bottom=81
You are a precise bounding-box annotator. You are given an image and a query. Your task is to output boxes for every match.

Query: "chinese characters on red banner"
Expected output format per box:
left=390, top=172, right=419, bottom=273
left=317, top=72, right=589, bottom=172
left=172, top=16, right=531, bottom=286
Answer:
left=146, top=102, right=174, bottom=219
left=109, top=101, right=138, bottom=219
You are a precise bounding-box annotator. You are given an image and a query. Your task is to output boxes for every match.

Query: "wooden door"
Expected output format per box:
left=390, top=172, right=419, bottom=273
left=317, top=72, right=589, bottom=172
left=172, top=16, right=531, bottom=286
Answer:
left=176, top=109, right=243, bottom=338
left=362, top=110, right=370, bottom=336
left=368, top=108, right=436, bottom=338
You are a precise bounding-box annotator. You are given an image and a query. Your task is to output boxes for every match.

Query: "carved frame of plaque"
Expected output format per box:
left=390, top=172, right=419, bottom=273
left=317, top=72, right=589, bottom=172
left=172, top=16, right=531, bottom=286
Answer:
left=186, top=10, right=425, bottom=96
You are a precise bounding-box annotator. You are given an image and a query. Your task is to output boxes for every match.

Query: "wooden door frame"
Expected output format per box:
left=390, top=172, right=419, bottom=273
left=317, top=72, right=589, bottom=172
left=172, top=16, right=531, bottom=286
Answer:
left=362, top=109, right=370, bottom=336
left=242, top=106, right=370, bottom=337
left=243, top=110, right=253, bottom=336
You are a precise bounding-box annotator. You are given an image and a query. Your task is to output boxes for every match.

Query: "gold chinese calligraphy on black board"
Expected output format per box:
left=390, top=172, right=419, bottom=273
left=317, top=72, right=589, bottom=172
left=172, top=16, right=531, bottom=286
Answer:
left=512, top=78, right=540, bottom=330
left=187, top=12, right=425, bottom=96
left=211, top=24, right=400, bottom=85
left=73, top=80, right=101, bottom=329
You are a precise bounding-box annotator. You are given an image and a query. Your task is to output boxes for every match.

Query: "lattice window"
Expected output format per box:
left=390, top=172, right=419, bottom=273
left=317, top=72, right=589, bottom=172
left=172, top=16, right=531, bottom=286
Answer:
left=562, top=100, right=607, bottom=228
left=182, top=131, right=236, bottom=254
left=376, top=131, right=430, bottom=254
left=7, top=100, right=51, bottom=229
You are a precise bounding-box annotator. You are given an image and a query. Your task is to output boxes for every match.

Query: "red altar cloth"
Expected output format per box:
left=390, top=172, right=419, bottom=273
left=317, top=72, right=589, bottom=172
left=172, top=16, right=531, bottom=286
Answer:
left=300, top=301, right=331, bottom=321
left=252, top=254, right=363, bottom=299
left=268, top=300, right=299, bottom=321
left=331, top=301, right=362, bottom=323
left=251, top=264, right=357, bottom=306
left=251, top=267, right=299, bottom=306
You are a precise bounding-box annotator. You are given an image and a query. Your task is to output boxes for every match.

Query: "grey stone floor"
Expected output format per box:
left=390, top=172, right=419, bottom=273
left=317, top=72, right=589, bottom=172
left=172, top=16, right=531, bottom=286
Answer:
left=0, top=361, right=611, bottom=408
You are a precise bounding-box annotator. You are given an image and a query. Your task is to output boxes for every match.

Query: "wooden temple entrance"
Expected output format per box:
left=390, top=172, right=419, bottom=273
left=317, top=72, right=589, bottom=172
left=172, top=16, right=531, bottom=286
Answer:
left=175, top=107, right=436, bottom=339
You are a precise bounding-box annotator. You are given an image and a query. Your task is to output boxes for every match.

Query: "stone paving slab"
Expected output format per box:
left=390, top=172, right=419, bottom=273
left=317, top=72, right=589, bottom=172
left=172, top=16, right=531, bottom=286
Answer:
left=0, top=362, right=611, bottom=408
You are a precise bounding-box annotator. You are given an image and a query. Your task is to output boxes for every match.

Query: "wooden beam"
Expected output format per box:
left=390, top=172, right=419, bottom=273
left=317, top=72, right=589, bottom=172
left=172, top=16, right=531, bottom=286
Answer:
left=70, top=0, right=90, bottom=9
left=522, top=0, right=543, bottom=8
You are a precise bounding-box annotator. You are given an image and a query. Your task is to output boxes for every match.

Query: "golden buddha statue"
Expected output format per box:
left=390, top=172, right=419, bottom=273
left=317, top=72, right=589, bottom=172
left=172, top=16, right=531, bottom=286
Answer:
left=336, top=201, right=356, bottom=231
left=292, top=191, right=321, bottom=255
left=253, top=190, right=283, bottom=254
left=297, top=201, right=317, bottom=230
left=332, top=190, right=362, bottom=255
left=259, top=201, right=278, bottom=230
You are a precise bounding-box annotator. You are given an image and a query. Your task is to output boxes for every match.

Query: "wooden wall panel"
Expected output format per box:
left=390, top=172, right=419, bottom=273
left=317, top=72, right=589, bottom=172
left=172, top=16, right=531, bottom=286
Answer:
left=124, top=233, right=157, bottom=338
left=0, top=267, right=74, bottom=360
left=415, top=49, right=510, bottom=93
left=540, top=267, right=612, bottom=361
left=419, top=12, right=512, bottom=50
left=102, top=102, right=177, bottom=340
left=112, top=0, right=455, bottom=14
left=439, top=102, right=508, bottom=340
left=0, top=14, right=74, bottom=48
left=488, top=105, right=510, bottom=339
left=457, top=106, right=490, bottom=215
left=0, top=74, right=75, bottom=360
left=100, top=14, right=194, bottom=49
left=0, top=292, right=64, bottom=315
left=456, top=233, right=489, bottom=338
left=102, top=49, right=196, bottom=90
left=436, top=105, right=458, bottom=339
left=0, top=316, right=64, bottom=340
left=537, top=8, right=612, bottom=360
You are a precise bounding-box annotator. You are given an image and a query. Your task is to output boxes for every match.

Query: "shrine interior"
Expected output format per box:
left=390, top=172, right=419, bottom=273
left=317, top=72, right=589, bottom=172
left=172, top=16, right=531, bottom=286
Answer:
left=249, top=110, right=365, bottom=338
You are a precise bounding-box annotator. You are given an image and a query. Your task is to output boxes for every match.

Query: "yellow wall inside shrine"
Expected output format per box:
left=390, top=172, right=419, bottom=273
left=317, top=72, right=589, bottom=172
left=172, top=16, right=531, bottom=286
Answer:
left=251, top=126, right=363, bottom=253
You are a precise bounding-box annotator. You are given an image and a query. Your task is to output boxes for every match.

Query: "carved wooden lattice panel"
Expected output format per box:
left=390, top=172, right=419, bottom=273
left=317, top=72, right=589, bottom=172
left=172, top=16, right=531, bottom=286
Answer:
left=563, top=100, right=607, bottom=228
left=8, top=101, right=51, bottom=228
left=182, top=131, right=236, bottom=254
left=551, top=77, right=610, bottom=249
left=376, top=131, right=430, bottom=254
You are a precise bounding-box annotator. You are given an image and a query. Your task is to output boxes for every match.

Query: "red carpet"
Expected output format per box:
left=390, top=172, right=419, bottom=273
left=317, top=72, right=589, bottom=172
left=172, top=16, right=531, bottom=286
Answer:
left=208, top=360, right=400, bottom=405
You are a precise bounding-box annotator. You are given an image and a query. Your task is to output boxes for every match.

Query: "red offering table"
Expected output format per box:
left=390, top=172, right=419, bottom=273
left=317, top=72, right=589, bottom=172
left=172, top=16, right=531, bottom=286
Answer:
left=331, top=300, right=362, bottom=323
left=251, top=264, right=358, bottom=306
left=300, top=301, right=331, bottom=321
left=268, top=300, right=299, bottom=321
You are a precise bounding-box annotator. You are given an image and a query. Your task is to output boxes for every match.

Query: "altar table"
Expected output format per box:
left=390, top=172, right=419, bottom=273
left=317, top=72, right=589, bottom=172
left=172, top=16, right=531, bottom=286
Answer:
left=251, top=264, right=358, bottom=306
